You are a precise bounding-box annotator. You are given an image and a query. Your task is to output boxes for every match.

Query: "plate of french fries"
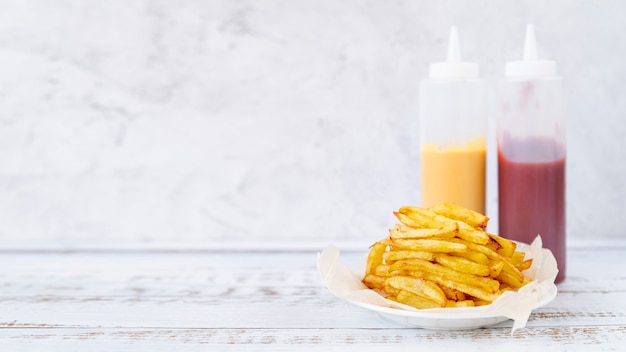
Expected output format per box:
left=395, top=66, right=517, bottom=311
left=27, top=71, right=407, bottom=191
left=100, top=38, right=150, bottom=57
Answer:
left=318, top=204, right=558, bottom=331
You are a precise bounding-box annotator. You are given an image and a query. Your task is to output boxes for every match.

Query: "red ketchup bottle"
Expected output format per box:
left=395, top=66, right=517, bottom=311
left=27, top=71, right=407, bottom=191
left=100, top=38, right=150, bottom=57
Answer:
left=498, top=25, right=566, bottom=283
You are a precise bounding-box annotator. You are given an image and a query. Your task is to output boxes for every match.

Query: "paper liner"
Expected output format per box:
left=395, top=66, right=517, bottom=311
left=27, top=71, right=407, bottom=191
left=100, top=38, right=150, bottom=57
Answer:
left=317, top=236, right=558, bottom=332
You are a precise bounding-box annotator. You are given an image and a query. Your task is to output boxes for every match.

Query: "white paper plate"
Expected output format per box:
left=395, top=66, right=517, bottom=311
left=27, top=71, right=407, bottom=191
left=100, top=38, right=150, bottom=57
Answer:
left=349, top=284, right=557, bottom=330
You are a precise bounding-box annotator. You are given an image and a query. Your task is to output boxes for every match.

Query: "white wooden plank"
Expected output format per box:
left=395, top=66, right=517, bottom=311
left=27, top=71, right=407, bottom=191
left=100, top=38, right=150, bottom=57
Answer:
left=1, top=291, right=625, bottom=329
left=0, top=326, right=625, bottom=352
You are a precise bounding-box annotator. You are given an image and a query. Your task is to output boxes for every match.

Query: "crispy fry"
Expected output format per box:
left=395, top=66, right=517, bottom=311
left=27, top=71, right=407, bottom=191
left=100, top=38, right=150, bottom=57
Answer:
left=488, top=233, right=517, bottom=258
left=440, top=284, right=467, bottom=301
left=383, top=250, right=434, bottom=263
left=471, top=299, right=492, bottom=306
left=484, top=236, right=503, bottom=253
left=385, top=276, right=447, bottom=307
left=374, top=265, right=394, bottom=277
left=446, top=299, right=475, bottom=307
left=398, top=206, right=444, bottom=225
left=391, top=238, right=468, bottom=253
left=394, top=210, right=444, bottom=229
left=434, top=253, right=491, bottom=277
left=388, top=259, right=419, bottom=272
left=389, top=223, right=459, bottom=240
left=489, top=260, right=505, bottom=278
left=456, top=227, right=491, bottom=246
left=510, top=251, right=526, bottom=266
left=429, top=203, right=489, bottom=229
left=396, top=290, right=441, bottom=309
left=363, top=274, right=385, bottom=289
left=365, top=241, right=389, bottom=276
left=497, top=270, right=526, bottom=289
left=518, top=259, right=533, bottom=271
left=452, top=251, right=490, bottom=265
left=375, top=266, right=405, bottom=278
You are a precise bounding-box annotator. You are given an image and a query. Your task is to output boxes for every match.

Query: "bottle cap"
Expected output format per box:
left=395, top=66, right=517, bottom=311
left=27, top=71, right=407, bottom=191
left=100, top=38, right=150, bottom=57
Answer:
left=429, top=26, right=479, bottom=79
left=506, top=24, right=558, bottom=77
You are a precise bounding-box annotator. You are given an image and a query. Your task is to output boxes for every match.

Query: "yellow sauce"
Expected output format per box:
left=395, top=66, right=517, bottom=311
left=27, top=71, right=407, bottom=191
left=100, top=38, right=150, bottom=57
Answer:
left=420, top=139, right=486, bottom=214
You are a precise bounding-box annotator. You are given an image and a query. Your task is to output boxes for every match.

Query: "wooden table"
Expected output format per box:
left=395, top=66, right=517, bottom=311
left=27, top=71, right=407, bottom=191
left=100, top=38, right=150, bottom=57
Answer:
left=1, top=240, right=625, bottom=351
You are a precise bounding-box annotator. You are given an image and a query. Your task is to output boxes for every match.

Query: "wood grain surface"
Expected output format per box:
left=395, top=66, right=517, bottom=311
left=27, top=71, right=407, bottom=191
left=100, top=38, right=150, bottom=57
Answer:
left=1, top=242, right=626, bottom=351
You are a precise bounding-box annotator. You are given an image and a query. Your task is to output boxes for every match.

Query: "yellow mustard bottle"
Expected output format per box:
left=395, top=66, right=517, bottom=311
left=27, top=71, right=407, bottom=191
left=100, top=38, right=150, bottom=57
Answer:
left=419, top=26, right=487, bottom=213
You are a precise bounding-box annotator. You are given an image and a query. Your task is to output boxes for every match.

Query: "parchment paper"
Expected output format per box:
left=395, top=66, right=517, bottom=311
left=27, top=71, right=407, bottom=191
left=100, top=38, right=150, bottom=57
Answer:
left=317, top=236, right=558, bottom=332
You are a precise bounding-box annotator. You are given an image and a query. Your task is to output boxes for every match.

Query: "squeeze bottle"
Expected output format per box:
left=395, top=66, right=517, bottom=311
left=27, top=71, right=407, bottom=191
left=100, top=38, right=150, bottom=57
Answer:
left=419, top=26, right=487, bottom=213
left=497, top=25, right=566, bottom=283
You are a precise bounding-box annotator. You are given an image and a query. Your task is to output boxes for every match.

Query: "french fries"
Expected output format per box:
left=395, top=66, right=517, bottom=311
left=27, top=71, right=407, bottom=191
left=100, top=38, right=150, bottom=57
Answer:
left=362, top=204, right=533, bottom=309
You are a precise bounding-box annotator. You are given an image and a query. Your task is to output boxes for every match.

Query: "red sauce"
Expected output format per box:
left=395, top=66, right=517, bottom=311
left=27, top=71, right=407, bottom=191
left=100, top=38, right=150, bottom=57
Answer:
left=498, top=138, right=566, bottom=283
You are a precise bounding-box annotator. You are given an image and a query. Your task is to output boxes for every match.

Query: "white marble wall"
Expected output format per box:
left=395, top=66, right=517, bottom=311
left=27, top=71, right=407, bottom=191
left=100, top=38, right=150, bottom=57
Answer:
left=0, top=0, right=624, bottom=244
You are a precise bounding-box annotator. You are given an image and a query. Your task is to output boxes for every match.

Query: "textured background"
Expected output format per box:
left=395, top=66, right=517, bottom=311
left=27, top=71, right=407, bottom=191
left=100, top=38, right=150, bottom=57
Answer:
left=0, top=0, right=624, bottom=245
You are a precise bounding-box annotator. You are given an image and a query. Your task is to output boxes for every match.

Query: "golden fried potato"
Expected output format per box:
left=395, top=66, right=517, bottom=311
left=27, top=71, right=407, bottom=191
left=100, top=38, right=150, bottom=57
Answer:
left=396, top=290, right=441, bottom=309
left=429, top=203, right=489, bottom=229
left=439, top=284, right=466, bottom=301
left=389, top=223, right=458, bottom=240
left=434, top=253, right=491, bottom=277
left=365, top=241, right=389, bottom=276
left=383, top=250, right=434, bottom=263
left=385, top=276, right=447, bottom=307
left=390, top=238, right=468, bottom=253
left=488, top=233, right=517, bottom=258
left=394, top=210, right=444, bottom=229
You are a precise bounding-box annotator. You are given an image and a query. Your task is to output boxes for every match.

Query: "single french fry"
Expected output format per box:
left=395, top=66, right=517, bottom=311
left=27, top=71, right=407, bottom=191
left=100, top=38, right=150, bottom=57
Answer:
left=484, top=236, right=503, bottom=253
left=488, top=233, right=517, bottom=258
left=376, top=268, right=405, bottom=278
left=489, top=260, right=505, bottom=278
left=497, top=270, right=526, bottom=289
left=385, top=276, right=447, bottom=307
left=446, top=300, right=475, bottom=307
left=390, top=238, right=468, bottom=253
left=471, top=298, right=492, bottom=306
left=434, top=253, right=491, bottom=277
left=383, top=283, right=400, bottom=297
left=389, top=223, right=458, bottom=240
left=394, top=209, right=444, bottom=229
left=362, top=274, right=385, bottom=289
left=374, top=264, right=393, bottom=277
left=383, top=250, right=434, bottom=263
left=365, top=240, right=389, bottom=275
left=440, top=284, right=467, bottom=301
left=517, top=259, right=533, bottom=271
left=510, top=251, right=526, bottom=266
left=396, top=290, right=441, bottom=309
left=389, top=259, right=432, bottom=272
left=429, top=203, right=489, bottom=229
left=452, top=251, right=490, bottom=265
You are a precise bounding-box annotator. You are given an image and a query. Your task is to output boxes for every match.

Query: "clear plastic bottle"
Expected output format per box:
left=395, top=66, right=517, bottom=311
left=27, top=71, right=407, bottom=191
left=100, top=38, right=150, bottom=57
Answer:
left=419, top=26, right=487, bottom=213
left=498, top=25, right=566, bottom=283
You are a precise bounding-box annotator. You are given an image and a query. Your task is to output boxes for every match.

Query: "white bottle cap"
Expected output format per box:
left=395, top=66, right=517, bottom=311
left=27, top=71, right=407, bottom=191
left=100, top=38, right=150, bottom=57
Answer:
left=429, top=26, right=479, bottom=79
left=506, top=24, right=558, bottom=77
